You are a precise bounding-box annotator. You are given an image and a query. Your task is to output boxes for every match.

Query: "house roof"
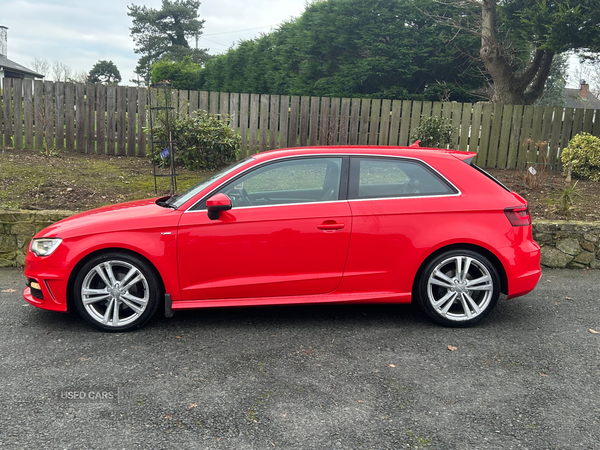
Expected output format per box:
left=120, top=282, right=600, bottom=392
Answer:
left=564, top=88, right=600, bottom=109
left=0, top=54, right=44, bottom=78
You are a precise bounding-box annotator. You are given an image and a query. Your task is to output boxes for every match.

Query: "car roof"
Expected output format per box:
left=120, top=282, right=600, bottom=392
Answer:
left=250, top=146, right=476, bottom=162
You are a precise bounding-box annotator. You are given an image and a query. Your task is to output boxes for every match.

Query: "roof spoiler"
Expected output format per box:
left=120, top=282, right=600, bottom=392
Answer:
left=447, top=150, right=477, bottom=165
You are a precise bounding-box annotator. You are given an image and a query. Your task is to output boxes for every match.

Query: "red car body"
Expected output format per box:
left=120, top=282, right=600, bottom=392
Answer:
left=23, top=147, right=541, bottom=331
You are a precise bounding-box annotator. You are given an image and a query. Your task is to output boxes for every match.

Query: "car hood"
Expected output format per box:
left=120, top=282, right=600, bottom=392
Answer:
left=36, top=198, right=182, bottom=239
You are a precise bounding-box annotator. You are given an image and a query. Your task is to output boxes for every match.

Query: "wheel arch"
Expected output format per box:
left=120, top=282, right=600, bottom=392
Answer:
left=412, top=243, right=508, bottom=300
left=66, top=247, right=166, bottom=313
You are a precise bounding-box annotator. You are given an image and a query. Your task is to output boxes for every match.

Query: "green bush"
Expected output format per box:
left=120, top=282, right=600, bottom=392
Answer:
left=150, top=111, right=241, bottom=171
left=561, top=132, right=600, bottom=182
left=411, top=116, right=456, bottom=149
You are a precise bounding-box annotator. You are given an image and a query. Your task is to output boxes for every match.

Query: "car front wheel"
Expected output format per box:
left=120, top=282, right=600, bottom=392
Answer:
left=74, top=253, right=161, bottom=332
left=417, top=249, right=500, bottom=327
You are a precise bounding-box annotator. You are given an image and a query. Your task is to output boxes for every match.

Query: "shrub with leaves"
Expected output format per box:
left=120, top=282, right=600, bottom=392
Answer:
left=411, top=116, right=456, bottom=149
left=561, top=133, right=600, bottom=182
left=150, top=111, right=241, bottom=171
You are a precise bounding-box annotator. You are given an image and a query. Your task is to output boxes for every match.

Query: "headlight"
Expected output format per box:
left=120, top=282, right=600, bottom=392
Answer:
left=30, top=238, right=62, bottom=257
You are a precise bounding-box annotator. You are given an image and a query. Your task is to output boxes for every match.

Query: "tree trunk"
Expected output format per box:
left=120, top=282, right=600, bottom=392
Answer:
left=479, top=0, right=554, bottom=105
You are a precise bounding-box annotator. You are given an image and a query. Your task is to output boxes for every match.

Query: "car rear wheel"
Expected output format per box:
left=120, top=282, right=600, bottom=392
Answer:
left=74, top=253, right=160, bottom=332
left=417, top=249, right=500, bottom=327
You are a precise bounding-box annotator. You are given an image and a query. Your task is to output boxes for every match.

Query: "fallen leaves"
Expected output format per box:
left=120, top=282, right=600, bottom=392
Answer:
left=1, top=289, right=17, bottom=293
left=589, top=329, right=599, bottom=334
left=389, top=364, right=396, bottom=368
left=447, top=345, right=458, bottom=351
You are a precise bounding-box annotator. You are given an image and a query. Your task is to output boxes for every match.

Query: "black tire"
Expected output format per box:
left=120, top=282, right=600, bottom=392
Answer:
left=73, top=252, right=161, bottom=332
left=416, top=249, right=500, bottom=327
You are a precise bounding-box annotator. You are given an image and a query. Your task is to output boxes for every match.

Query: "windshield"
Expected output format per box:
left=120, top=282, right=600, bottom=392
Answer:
left=168, top=157, right=253, bottom=208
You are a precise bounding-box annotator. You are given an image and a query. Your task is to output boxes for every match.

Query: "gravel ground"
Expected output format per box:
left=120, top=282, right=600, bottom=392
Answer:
left=1, top=267, right=599, bottom=449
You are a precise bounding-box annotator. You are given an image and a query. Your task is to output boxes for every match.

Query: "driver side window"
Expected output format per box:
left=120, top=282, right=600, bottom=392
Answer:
left=214, top=157, right=343, bottom=208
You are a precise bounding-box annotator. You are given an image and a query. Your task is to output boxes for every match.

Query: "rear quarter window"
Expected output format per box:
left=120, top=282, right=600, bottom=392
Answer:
left=349, top=157, right=458, bottom=199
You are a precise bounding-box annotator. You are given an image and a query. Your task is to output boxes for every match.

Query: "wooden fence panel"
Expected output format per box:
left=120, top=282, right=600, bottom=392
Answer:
left=54, top=81, right=64, bottom=150
left=410, top=101, right=423, bottom=145
left=329, top=97, right=340, bottom=146
left=137, top=87, right=147, bottom=157
left=2, top=78, right=11, bottom=148
left=348, top=98, right=360, bottom=145
left=189, top=90, right=199, bottom=116
left=475, top=103, right=493, bottom=166
left=449, top=102, right=461, bottom=149
left=388, top=100, right=401, bottom=146
left=127, top=87, right=137, bottom=156
left=43, top=81, right=54, bottom=153
left=338, top=98, right=350, bottom=145
left=5, top=82, right=600, bottom=166
left=592, top=110, right=600, bottom=137
left=259, top=95, right=269, bottom=152
left=528, top=105, right=545, bottom=162
left=106, top=85, right=116, bottom=155
left=269, top=95, right=279, bottom=149
left=309, top=97, right=320, bottom=146
left=13, top=79, right=22, bottom=149
left=199, top=91, right=208, bottom=111
left=582, top=108, right=594, bottom=133
left=279, top=95, right=289, bottom=148
left=299, top=96, right=309, bottom=146
left=319, top=97, right=330, bottom=145
left=64, top=82, right=74, bottom=152
left=497, top=104, right=513, bottom=168
left=358, top=99, right=370, bottom=145
left=368, top=99, right=380, bottom=145
left=469, top=102, right=483, bottom=155
left=548, top=107, right=564, bottom=164
left=485, top=104, right=503, bottom=167
left=209, top=92, right=218, bottom=114
left=457, top=103, right=471, bottom=151
left=398, top=100, right=412, bottom=146
left=116, top=86, right=126, bottom=155
left=239, top=93, right=249, bottom=157
left=23, top=79, right=33, bottom=149
left=572, top=108, right=584, bottom=138
left=507, top=104, right=523, bottom=169
left=249, top=94, right=259, bottom=154
left=288, top=96, right=300, bottom=147
left=518, top=105, right=534, bottom=168
left=378, top=99, right=391, bottom=146
left=219, top=92, right=229, bottom=117
left=95, top=84, right=105, bottom=154
left=229, top=92, right=239, bottom=134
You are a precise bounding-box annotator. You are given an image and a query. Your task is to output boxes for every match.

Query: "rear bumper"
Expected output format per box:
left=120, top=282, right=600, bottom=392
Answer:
left=505, top=239, right=541, bottom=299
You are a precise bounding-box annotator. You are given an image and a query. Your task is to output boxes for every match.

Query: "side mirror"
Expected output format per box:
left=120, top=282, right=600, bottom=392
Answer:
left=206, top=193, right=232, bottom=220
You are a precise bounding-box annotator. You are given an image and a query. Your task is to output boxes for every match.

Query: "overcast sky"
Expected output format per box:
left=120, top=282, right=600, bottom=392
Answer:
left=2, top=0, right=307, bottom=83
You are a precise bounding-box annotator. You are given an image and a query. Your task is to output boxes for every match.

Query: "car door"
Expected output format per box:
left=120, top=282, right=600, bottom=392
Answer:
left=177, top=156, right=352, bottom=301
left=340, top=156, right=460, bottom=297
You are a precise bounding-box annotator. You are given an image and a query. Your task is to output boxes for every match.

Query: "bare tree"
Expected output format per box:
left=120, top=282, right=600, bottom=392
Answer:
left=51, top=61, right=73, bottom=82
left=31, top=57, right=50, bottom=78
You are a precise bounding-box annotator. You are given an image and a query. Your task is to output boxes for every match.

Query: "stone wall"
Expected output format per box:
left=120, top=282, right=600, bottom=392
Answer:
left=0, top=210, right=72, bottom=267
left=1, top=210, right=599, bottom=269
left=533, top=220, right=600, bottom=269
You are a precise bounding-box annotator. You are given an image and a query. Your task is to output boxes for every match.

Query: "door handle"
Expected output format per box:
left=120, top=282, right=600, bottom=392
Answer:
left=317, top=221, right=345, bottom=231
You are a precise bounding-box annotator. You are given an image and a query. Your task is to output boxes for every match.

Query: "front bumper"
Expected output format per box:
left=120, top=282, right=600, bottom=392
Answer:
left=23, top=254, right=70, bottom=312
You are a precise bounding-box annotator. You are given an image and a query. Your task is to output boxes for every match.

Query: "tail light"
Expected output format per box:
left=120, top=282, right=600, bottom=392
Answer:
left=505, top=206, right=531, bottom=227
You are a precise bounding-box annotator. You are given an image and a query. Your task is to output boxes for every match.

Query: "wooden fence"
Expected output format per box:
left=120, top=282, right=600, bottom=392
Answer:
left=2, top=78, right=600, bottom=169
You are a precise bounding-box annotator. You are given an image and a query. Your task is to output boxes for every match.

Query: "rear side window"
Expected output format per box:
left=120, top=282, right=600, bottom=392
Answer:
left=349, top=157, right=457, bottom=199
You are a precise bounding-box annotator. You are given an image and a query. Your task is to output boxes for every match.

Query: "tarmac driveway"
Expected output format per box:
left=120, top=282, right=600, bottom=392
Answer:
left=1, top=267, right=599, bottom=449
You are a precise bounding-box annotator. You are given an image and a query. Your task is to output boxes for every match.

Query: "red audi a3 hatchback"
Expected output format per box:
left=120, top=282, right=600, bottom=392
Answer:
left=24, top=146, right=541, bottom=331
